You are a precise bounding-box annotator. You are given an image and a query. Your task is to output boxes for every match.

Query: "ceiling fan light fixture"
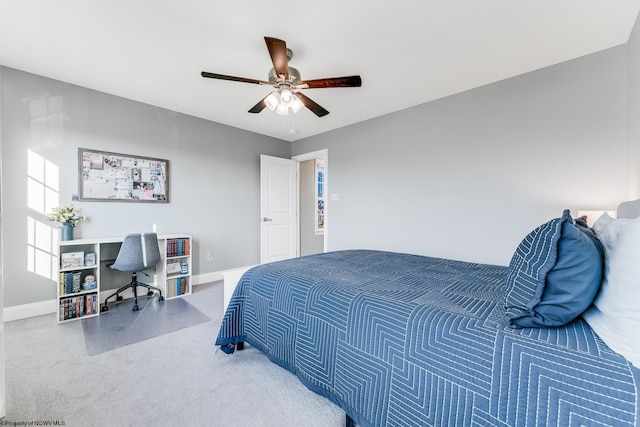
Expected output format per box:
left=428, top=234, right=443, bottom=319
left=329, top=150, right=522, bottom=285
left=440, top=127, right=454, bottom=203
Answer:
left=275, top=103, right=289, bottom=115
left=265, top=92, right=279, bottom=110
left=291, top=95, right=304, bottom=113
left=280, top=88, right=293, bottom=104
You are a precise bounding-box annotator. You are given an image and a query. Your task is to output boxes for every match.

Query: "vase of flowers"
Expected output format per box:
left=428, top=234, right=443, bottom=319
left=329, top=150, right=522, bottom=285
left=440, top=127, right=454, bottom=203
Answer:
left=47, top=204, right=85, bottom=241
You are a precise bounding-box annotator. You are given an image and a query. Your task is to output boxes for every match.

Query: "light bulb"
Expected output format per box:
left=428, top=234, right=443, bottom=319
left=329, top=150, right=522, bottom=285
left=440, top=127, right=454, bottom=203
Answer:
left=291, top=95, right=303, bottom=113
left=276, top=103, right=289, bottom=115
left=280, top=89, right=292, bottom=104
left=265, top=92, right=279, bottom=111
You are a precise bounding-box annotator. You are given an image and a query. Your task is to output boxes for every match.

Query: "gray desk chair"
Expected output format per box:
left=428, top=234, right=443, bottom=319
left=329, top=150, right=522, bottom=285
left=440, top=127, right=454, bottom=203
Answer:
left=101, top=232, right=165, bottom=312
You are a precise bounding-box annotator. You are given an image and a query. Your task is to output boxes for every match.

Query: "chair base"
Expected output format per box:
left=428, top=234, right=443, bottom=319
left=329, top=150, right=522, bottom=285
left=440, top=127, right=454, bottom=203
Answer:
left=102, top=272, right=164, bottom=312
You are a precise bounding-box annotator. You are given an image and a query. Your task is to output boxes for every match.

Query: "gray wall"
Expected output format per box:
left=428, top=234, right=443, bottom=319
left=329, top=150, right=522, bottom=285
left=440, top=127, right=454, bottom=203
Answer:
left=293, top=45, right=631, bottom=266
left=0, top=67, right=290, bottom=307
left=300, top=159, right=324, bottom=256
left=0, top=65, right=6, bottom=416
left=629, top=13, right=640, bottom=199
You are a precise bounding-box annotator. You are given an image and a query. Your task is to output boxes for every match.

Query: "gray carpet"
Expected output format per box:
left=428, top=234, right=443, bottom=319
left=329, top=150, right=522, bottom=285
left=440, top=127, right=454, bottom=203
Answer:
left=82, top=295, right=210, bottom=355
left=3, top=281, right=346, bottom=427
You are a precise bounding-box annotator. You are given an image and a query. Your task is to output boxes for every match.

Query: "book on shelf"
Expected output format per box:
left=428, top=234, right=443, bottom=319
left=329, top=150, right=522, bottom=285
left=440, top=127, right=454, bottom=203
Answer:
left=59, top=293, right=98, bottom=321
left=166, top=277, right=188, bottom=297
left=84, top=294, right=97, bottom=315
left=72, top=272, right=81, bottom=293
left=61, top=251, right=84, bottom=269
left=60, top=271, right=82, bottom=295
left=166, top=238, right=190, bottom=257
left=168, top=278, right=175, bottom=297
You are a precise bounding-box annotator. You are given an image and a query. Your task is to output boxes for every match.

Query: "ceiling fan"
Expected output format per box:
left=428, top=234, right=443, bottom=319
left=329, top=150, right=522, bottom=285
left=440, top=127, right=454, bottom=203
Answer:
left=201, top=36, right=362, bottom=117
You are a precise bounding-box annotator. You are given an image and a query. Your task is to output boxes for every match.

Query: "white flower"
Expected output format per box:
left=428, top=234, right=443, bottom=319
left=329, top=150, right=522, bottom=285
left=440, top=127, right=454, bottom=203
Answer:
left=47, top=204, right=86, bottom=225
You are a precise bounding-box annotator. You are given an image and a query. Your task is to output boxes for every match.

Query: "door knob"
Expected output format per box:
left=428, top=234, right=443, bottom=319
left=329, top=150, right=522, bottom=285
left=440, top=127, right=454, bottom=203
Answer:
left=262, top=217, right=273, bottom=222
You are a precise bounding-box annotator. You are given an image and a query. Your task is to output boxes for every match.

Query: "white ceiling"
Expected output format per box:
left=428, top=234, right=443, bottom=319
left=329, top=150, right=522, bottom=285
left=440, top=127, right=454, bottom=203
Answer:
left=1, top=1, right=639, bottom=142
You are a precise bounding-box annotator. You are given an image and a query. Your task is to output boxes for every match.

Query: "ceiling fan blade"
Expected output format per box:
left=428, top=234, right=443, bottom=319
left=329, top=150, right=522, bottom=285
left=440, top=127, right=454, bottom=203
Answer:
left=264, top=37, right=289, bottom=80
left=296, top=76, right=362, bottom=89
left=248, top=95, right=269, bottom=114
left=295, top=92, right=329, bottom=117
left=201, top=71, right=269, bottom=85
left=299, top=75, right=362, bottom=89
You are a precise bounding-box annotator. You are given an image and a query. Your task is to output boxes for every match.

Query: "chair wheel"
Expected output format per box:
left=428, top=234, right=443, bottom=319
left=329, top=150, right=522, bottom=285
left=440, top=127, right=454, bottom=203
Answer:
left=158, top=296, right=164, bottom=302
left=147, top=290, right=154, bottom=296
left=101, top=305, right=109, bottom=312
left=133, top=305, right=139, bottom=311
left=116, top=295, right=123, bottom=301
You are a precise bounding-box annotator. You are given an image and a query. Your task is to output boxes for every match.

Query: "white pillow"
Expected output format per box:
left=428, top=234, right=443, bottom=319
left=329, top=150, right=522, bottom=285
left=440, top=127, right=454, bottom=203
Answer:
left=592, top=212, right=615, bottom=235
left=592, top=213, right=631, bottom=257
left=582, top=216, right=640, bottom=368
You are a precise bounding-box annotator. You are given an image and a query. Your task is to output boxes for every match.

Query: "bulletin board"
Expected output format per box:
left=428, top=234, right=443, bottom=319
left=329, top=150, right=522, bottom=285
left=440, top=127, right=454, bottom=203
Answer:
left=78, top=148, right=169, bottom=202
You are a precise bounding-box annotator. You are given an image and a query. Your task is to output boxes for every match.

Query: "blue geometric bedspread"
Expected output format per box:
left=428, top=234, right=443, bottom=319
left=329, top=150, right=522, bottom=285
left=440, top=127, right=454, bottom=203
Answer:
left=216, top=250, right=640, bottom=427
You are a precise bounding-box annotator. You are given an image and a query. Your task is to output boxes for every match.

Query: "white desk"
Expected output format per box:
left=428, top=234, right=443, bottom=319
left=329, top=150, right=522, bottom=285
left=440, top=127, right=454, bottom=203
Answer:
left=57, top=233, right=192, bottom=322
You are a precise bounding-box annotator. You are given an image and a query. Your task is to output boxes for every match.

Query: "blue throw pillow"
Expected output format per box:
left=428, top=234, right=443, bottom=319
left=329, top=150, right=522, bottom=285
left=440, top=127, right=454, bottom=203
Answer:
left=504, top=210, right=604, bottom=328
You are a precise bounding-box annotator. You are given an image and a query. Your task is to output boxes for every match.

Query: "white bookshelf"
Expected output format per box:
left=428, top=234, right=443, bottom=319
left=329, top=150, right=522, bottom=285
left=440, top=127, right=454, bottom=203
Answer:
left=57, top=240, right=101, bottom=322
left=157, top=235, right=192, bottom=299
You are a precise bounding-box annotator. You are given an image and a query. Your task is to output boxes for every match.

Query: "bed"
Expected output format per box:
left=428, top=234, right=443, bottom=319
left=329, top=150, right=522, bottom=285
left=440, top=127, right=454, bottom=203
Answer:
left=216, top=200, right=640, bottom=427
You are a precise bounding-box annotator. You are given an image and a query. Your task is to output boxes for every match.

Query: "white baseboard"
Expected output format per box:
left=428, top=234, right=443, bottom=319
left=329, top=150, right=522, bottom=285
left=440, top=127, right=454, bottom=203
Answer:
left=192, top=271, right=223, bottom=285
left=3, top=272, right=226, bottom=322
left=3, top=299, right=58, bottom=322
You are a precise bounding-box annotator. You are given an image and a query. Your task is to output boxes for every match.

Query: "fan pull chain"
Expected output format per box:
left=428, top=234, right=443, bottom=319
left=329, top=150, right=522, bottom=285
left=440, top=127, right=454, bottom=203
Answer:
left=283, top=115, right=293, bottom=129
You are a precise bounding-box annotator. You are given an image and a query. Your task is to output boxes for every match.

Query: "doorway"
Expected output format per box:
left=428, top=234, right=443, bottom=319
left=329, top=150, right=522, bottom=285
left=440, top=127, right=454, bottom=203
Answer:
left=292, top=149, right=328, bottom=257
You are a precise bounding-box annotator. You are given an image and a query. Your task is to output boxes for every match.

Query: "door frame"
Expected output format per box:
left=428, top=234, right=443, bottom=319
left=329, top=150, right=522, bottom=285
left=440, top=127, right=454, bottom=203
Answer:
left=292, top=149, right=328, bottom=256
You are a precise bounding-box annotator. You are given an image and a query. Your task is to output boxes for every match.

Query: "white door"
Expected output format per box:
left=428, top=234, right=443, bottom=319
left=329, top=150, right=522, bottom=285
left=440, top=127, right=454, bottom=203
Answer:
left=260, top=155, right=298, bottom=264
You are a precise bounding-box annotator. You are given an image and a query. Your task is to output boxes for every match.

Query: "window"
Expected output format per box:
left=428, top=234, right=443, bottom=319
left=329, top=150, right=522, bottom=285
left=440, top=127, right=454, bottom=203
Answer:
left=315, top=159, right=325, bottom=235
left=27, top=149, right=59, bottom=280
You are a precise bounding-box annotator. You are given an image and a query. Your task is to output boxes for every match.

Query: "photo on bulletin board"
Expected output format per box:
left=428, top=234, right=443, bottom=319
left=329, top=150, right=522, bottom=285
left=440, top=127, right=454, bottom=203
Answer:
left=78, top=148, right=169, bottom=203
